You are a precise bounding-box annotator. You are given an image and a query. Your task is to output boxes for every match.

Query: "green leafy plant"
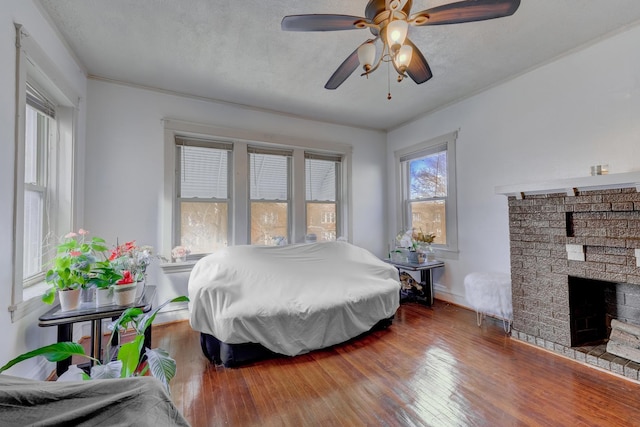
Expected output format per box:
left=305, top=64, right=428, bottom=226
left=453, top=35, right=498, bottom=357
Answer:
left=89, top=259, right=123, bottom=289
left=43, top=229, right=119, bottom=304
left=0, top=296, right=189, bottom=393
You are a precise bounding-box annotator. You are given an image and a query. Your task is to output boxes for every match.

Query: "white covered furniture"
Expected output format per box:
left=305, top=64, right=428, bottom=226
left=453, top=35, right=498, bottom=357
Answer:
left=464, top=272, right=512, bottom=332
left=189, top=241, right=400, bottom=365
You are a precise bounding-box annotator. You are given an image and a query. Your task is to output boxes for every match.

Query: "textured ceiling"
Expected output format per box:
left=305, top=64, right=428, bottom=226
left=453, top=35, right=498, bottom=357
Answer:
left=38, top=0, right=640, bottom=131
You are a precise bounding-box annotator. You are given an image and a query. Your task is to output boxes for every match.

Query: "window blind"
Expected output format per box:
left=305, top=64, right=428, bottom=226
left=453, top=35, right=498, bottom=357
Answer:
left=305, top=158, right=336, bottom=201
left=399, top=142, right=447, bottom=163
left=304, top=151, right=342, bottom=162
left=249, top=152, right=289, bottom=200
left=26, top=82, right=55, bottom=119
left=175, top=136, right=233, bottom=151
left=247, top=145, right=293, bottom=157
left=179, top=145, right=229, bottom=199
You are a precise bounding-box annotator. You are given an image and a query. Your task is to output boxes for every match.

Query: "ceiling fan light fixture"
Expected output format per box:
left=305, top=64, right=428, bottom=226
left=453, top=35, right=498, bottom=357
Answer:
left=386, top=19, right=408, bottom=52
left=281, top=0, right=521, bottom=93
left=357, top=42, right=377, bottom=73
left=395, top=44, right=413, bottom=72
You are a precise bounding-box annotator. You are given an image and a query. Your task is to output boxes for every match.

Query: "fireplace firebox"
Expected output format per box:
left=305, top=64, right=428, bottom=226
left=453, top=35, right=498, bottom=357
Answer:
left=568, top=276, right=613, bottom=347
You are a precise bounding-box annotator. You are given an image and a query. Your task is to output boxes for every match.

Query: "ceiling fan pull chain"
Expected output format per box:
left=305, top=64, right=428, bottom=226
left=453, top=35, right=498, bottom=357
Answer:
left=387, top=61, right=392, bottom=100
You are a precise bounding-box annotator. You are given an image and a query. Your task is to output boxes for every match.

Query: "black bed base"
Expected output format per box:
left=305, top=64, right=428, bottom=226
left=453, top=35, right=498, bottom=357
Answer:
left=200, top=316, right=394, bottom=368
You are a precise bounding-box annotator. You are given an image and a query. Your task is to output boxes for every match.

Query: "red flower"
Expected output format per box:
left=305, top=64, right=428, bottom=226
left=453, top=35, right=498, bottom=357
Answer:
left=116, top=270, right=134, bottom=285
left=70, top=251, right=81, bottom=257
left=108, top=248, right=120, bottom=261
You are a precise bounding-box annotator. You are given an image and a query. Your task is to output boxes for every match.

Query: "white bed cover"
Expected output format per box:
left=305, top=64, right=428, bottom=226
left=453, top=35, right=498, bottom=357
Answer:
left=188, top=241, right=400, bottom=356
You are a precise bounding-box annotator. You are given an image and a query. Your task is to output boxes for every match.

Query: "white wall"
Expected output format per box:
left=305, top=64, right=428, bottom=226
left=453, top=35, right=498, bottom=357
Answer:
left=0, top=1, right=87, bottom=378
left=6, top=0, right=638, bottom=380
left=84, top=80, right=388, bottom=312
left=387, top=24, right=640, bottom=307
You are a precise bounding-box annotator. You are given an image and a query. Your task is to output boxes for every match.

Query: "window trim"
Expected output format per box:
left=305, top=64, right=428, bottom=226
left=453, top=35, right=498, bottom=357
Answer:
left=394, top=131, right=458, bottom=256
left=11, top=23, right=79, bottom=322
left=162, top=119, right=353, bottom=261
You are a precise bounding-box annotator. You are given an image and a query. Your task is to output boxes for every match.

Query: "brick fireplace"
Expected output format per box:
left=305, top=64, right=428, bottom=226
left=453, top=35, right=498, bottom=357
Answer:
left=496, top=172, right=640, bottom=380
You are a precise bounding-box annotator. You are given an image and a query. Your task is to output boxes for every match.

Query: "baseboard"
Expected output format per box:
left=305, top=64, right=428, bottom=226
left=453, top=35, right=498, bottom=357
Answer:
left=155, top=304, right=189, bottom=324
left=434, top=286, right=512, bottom=327
left=433, top=285, right=469, bottom=308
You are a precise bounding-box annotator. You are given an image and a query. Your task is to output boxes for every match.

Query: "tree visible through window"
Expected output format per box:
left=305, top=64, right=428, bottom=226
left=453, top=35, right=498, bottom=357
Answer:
left=397, top=131, right=458, bottom=253
left=408, top=151, right=447, bottom=245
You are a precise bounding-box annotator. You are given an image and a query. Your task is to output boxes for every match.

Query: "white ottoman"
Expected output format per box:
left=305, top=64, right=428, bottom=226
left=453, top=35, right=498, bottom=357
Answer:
left=464, top=272, right=512, bottom=332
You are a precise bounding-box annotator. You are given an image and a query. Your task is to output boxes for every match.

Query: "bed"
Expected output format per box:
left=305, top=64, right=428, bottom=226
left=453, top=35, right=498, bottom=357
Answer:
left=188, top=241, right=400, bottom=366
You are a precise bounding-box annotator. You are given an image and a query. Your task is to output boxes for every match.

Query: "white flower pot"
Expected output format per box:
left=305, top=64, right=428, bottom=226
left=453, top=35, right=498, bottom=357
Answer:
left=95, top=287, right=113, bottom=307
left=58, top=288, right=81, bottom=311
left=81, top=287, right=95, bottom=303
left=113, top=283, right=137, bottom=306
left=135, top=280, right=146, bottom=300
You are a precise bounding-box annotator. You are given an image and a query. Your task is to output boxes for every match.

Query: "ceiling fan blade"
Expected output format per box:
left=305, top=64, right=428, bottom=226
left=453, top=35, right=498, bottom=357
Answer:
left=410, top=0, right=520, bottom=26
left=325, top=41, right=374, bottom=90
left=281, top=14, right=369, bottom=31
left=404, top=39, right=432, bottom=84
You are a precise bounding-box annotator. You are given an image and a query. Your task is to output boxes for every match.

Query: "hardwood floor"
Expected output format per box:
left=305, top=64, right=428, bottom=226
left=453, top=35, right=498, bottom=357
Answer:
left=154, top=302, right=640, bottom=426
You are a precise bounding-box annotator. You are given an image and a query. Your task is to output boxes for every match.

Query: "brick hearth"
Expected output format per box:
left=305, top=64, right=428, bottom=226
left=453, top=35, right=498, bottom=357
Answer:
left=506, top=186, right=640, bottom=380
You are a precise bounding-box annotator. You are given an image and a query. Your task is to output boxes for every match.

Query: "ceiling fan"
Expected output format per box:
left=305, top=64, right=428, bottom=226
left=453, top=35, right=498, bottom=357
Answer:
left=281, top=0, right=521, bottom=97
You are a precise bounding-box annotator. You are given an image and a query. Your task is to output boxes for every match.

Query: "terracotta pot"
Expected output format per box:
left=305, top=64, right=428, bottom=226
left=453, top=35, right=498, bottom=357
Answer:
left=58, top=288, right=81, bottom=311
left=113, top=283, right=137, bottom=306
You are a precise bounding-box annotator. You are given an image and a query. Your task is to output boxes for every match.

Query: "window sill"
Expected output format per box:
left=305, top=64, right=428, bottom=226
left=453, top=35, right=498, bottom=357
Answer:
left=10, top=282, right=52, bottom=323
left=159, top=261, right=197, bottom=274
left=433, top=247, right=459, bottom=261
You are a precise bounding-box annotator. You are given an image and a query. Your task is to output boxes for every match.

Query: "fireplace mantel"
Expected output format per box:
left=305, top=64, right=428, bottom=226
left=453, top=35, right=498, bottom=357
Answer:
left=495, top=171, right=640, bottom=199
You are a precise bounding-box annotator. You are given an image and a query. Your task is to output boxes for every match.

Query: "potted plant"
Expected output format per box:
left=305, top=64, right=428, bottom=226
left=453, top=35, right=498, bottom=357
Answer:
left=0, top=296, right=189, bottom=393
left=171, top=245, right=190, bottom=263
left=91, top=259, right=122, bottom=307
left=112, top=270, right=138, bottom=306
left=110, top=240, right=159, bottom=301
left=396, top=228, right=437, bottom=263
left=43, top=229, right=114, bottom=311
left=109, top=241, right=155, bottom=282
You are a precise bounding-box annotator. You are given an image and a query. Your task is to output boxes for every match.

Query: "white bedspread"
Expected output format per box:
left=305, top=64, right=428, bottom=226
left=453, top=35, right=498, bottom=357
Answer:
left=188, top=241, right=400, bottom=356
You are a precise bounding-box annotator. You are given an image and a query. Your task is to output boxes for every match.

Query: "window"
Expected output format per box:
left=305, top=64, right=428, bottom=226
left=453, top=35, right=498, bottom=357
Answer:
left=396, top=131, right=458, bottom=253
left=163, top=120, right=352, bottom=257
left=175, top=138, right=232, bottom=255
left=249, top=147, right=291, bottom=246
left=11, top=24, right=79, bottom=321
left=22, top=85, right=54, bottom=285
left=305, top=153, right=341, bottom=242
